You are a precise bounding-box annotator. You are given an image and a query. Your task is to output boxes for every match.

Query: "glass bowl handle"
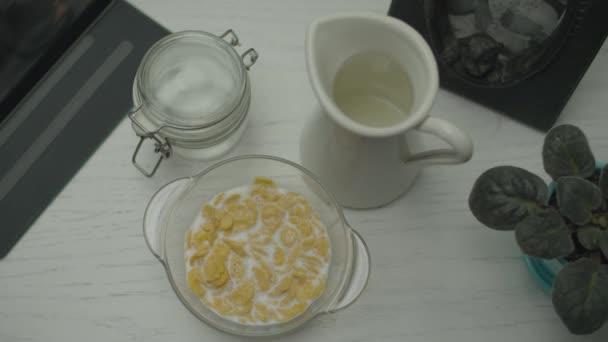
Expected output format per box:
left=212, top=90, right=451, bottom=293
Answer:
left=143, top=178, right=190, bottom=262
left=328, top=226, right=371, bottom=313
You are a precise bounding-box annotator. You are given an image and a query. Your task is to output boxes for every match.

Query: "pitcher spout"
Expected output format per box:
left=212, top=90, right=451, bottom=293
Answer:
left=305, top=12, right=439, bottom=138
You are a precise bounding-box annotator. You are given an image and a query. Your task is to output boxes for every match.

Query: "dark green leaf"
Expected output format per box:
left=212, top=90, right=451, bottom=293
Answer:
left=552, top=259, right=608, bottom=335
left=515, top=209, right=574, bottom=259
left=469, top=166, right=547, bottom=231
left=543, top=125, right=595, bottom=180
left=577, top=226, right=603, bottom=250
left=600, top=233, right=608, bottom=259
left=556, top=177, right=602, bottom=225
left=600, top=164, right=608, bottom=198
left=594, top=214, right=608, bottom=229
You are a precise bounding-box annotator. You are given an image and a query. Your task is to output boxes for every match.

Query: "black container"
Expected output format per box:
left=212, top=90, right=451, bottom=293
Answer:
left=388, top=0, right=608, bottom=131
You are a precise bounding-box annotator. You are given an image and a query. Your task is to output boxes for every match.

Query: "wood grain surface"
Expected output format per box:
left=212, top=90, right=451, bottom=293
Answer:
left=1, top=1, right=607, bottom=341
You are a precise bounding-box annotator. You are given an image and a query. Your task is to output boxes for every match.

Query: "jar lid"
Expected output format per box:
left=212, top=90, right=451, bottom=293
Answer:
left=136, top=31, right=246, bottom=128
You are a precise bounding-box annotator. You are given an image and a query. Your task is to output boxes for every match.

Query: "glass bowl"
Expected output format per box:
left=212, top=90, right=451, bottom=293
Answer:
left=142, top=155, right=370, bottom=336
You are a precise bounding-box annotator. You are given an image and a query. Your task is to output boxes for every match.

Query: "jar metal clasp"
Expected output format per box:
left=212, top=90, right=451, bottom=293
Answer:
left=128, top=105, right=172, bottom=177
left=220, top=29, right=259, bottom=70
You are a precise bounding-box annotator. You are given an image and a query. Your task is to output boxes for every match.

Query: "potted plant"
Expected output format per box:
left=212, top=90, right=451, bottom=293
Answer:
left=469, top=124, right=608, bottom=335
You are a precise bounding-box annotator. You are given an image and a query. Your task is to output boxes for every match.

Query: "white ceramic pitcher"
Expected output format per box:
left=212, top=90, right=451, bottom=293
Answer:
left=300, top=13, right=474, bottom=209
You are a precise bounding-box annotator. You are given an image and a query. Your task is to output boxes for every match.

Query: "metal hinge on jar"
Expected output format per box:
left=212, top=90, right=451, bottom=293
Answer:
left=128, top=104, right=173, bottom=177
left=220, top=29, right=259, bottom=70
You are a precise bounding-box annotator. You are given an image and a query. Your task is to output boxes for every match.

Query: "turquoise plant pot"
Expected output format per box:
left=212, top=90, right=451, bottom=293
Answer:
left=523, top=162, right=605, bottom=293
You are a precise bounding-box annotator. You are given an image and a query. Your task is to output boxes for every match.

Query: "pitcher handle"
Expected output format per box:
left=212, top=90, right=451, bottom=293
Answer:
left=406, top=116, right=473, bottom=165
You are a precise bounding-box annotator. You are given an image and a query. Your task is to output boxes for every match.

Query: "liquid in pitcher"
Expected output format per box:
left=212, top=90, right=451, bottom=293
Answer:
left=332, top=51, right=413, bottom=128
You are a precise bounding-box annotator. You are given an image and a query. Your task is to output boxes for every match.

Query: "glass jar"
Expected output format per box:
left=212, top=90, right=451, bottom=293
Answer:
left=129, top=30, right=258, bottom=176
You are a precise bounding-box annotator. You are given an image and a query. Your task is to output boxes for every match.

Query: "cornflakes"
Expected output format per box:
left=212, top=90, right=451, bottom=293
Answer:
left=224, top=193, right=242, bottom=205
left=251, top=245, right=268, bottom=256
left=189, top=244, right=209, bottom=266
left=212, top=298, right=232, bottom=315
left=298, top=221, right=313, bottom=238
left=270, top=276, right=292, bottom=296
left=287, top=244, right=302, bottom=264
left=261, top=188, right=280, bottom=202
left=289, top=199, right=311, bottom=219
left=302, top=255, right=322, bottom=266
left=261, top=204, right=283, bottom=229
left=289, top=215, right=301, bottom=226
left=295, top=283, right=311, bottom=303
left=273, top=247, right=285, bottom=266
left=280, top=227, right=298, bottom=247
left=278, top=302, right=307, bottom=320
left=280, top=285, right=297, bottom=306
left=254, top=266, right=272, bottom=292
left=187, top=268, right=206, bottom=297
left=228, top=254, right=245, bottom=280
left=232, top=301, right=253, bottom=316
left=213, top=242, right=231, bottom=261
left=202, top=205, right=216, bottom=220
left=278, top=192, right=298, bottom=210
left=254, top=254, right=274, bottom=281
left=201, top=221, right=215, bottom=233
left=316, top=238, right=330, bottom=261
left=185, top=178, right=331, bottom=325
left=224, top=238, right=247, bottom=257
left=254, top=177, right=276, bottom=187
left=192, top=230, right=216, bottom=247
left=244, top=199, right=258, bottom=219
left=218, top=214, right=234, bottom=231
left=304, top=263, right=320, bottom=275
left=292, top=266, right=308, bottom=279
left=186, top=230, right=193, bottom=249
left=213, top=192, right=225, bottom=206
left=248, top=232, right=271, bottom=245
left=254, top=303, right=276, bottom=322
left=302, top=237, right=316, bottom=250
left=229, top=280, right=255, bottom=306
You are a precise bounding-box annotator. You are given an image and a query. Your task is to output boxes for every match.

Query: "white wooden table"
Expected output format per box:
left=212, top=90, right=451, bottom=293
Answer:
left=2, top=1, right=608, bottom=341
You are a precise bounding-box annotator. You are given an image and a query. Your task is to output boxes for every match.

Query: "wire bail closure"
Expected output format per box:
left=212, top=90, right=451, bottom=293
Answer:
left=128, top=105, right=172, bottom=177
left=220, top=29, right=259, bottom=70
